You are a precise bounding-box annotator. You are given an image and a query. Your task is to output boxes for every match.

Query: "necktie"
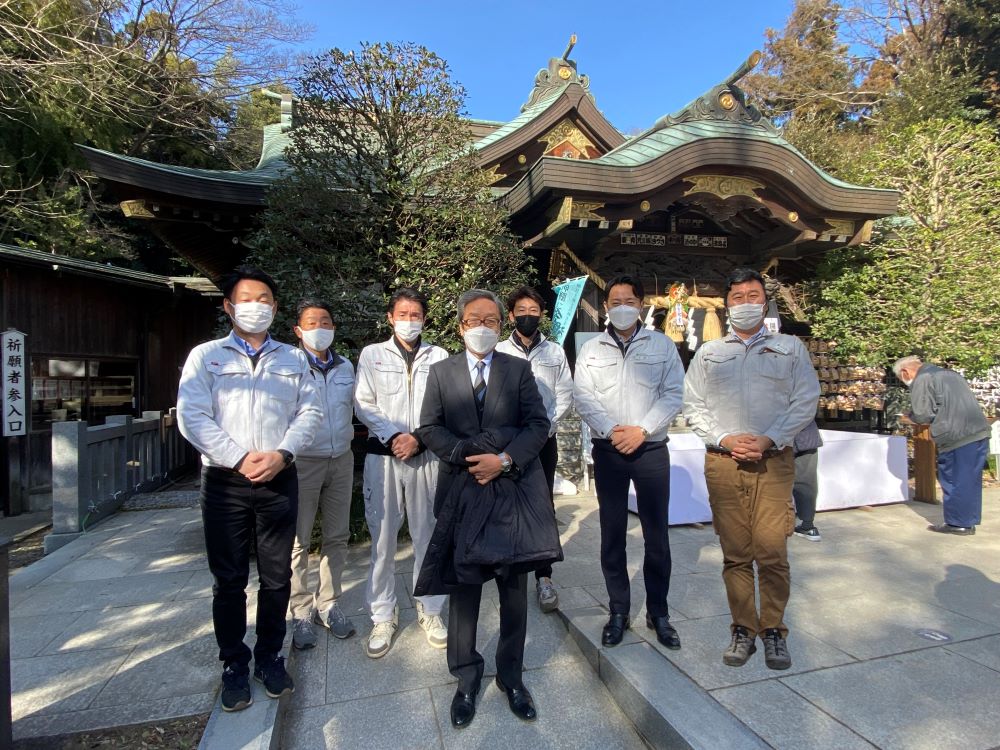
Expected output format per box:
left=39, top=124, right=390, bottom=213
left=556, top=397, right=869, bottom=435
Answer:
left=473, top=361, right=486, bottom=409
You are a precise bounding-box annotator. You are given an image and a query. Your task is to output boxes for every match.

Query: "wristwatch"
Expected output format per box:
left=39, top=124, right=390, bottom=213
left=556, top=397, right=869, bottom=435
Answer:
left=497, top=452, right=513, bottom=473
left=277, top=449, right=294, bottom=466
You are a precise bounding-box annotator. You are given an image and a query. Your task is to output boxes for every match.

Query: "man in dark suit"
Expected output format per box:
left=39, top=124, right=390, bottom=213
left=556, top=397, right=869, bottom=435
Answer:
left=416, top=288, right=552, bottom=728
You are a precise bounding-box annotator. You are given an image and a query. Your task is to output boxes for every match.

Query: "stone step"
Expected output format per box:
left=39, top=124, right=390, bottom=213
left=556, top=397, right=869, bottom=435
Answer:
left=559, top=606, right=769, bottom=750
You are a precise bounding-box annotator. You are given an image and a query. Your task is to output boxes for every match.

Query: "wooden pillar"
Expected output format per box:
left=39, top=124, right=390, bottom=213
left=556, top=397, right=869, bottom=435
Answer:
left=912, top=424, right=938, bottom=503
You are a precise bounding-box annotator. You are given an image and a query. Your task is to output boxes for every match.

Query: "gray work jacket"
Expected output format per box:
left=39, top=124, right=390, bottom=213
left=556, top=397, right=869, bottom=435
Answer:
left=909, top=363, right=990, bottom=453
left=683, top=329, right=819, bottom=450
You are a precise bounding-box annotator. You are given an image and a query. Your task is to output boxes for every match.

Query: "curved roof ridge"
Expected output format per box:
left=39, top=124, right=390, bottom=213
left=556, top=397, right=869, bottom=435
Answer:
left=471, top=84, right=571, bottom=152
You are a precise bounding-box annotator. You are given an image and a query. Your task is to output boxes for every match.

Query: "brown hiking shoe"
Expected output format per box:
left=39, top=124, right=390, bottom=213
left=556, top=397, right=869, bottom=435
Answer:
left=762, top=629, right=792, bottom=670
left=722, top=625, right=757, bottom=667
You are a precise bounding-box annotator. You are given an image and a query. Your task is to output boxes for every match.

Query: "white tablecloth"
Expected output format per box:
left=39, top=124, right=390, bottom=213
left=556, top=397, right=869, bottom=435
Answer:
left=619, top=430, right=908, bottom=524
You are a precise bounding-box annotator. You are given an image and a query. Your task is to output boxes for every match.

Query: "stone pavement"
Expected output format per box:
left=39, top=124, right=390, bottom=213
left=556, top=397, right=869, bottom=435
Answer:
left=8, top=499, right=218, bottom=742
left=555, top=485, right=1000, bottom=750
left=281, top=534, right=646, bottom=749
left=8, top=481, right=1000, bottom=749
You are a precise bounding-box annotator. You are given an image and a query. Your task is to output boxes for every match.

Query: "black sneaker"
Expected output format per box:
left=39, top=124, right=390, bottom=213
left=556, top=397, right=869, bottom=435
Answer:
left=221, top=664, right=253, bottom=712
left=253, top=655, right=295, bottom=698
left=794, top=524, right=821, bottom=542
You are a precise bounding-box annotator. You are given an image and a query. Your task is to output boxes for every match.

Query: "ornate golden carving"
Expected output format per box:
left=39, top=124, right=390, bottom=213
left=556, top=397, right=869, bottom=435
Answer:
left=640, top=200, right=651, bottom=212
left=558, top=66, right=572, bottom=80
left=825, top=218, right=855, bottom=236
left=571, top=201, right=604, bottom=220
left=517, top=154, right=527, bottom=165
left=788, top=211, right=799, bottom=223
left=683, top=175, right=765, bottom=201
left=539, top=119, right=596, bottom=156
left=719, top=91, right=737, bottom=111
left=120, top=200, right=155, bottom=219
left=485, top=164, right=507, bottom=184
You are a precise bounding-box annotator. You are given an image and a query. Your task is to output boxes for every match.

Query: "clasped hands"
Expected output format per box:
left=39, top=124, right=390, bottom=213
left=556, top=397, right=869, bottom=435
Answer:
left=719, top=433, right=774, bottom=462
left=466, top=453, right=503, bottom=485
left=390, top=433, right=421, bottom=460
left=237, top=451, right=285, bottom=483
left=610, top=425, right=645, bottom=455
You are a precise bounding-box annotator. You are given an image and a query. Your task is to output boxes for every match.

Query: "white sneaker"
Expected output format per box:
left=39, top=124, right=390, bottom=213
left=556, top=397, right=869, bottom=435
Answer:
left=365, top=607, right=398, bottom=659
left=416, top=601, right=447, bottom=649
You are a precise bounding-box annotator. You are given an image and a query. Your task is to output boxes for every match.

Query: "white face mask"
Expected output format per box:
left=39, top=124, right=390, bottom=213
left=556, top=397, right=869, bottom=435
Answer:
left=230, top=301, right=274, bottom=334
left=728, top=302, right=766, bottom=331
left=394, top=320, right=423, bottom=343
left=301, top=327, right=334, bottom=352
left=463, top=326, right=499, bottom=355
left=607, top=305, right=641, bottom=331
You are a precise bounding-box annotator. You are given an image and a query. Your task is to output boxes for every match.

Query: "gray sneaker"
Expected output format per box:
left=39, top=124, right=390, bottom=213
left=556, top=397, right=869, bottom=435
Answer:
left=292, top=617, right=317, bottom=650
left=762, top=628, right=792, bottom=670
left=315, top=601, right=356, bottom=639
left=722, top=625, right=757, bottom=667
left=536, top=577, right=559, bottom=613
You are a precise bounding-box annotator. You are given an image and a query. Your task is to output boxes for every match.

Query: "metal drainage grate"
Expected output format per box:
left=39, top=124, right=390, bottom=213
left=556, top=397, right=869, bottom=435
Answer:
left=914, top=628, right=953, bottom=642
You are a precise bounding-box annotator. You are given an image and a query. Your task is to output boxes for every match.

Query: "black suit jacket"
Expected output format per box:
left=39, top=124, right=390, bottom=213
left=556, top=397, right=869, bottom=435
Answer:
left=417, top=351, right=550, bottom=510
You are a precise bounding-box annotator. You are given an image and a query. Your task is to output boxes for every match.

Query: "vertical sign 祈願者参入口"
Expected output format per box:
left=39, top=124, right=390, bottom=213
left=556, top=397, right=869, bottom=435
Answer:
left=2, top=330, right=27, bottom=437
left=2, top=329, right=28, bottom=516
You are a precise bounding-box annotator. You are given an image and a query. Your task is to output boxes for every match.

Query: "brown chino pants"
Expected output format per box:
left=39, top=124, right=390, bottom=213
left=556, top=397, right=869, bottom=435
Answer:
left=704, top=448, right=796, bottom=638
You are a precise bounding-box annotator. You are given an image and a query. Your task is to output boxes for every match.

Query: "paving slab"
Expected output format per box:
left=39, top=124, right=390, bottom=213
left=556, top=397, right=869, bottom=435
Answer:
left=38, top=599, right=213, bottom=654
left=429, top=659, right=647, bottom=750
left=11, top=647, right=133, bottom=721
left=942, top=633, right=1000, bottom=671
left=89, top=634, right=220, bottom=707
left=781, top=647, right=1000, bottom=750
left=712, top=679, right=876, bottom=750
left=9, top=611, right=82, bottom=657
left=13, top=570, right=197, bottom=616
left=283, top=688, right=442, bottom=749
left=784, top=591, right=1000, bottom=660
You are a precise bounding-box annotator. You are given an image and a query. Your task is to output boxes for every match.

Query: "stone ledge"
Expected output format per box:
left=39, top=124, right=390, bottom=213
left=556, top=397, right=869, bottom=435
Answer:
left=559, top=606, right=769, bottom=750
left=197, top=628, right=297, bottom=750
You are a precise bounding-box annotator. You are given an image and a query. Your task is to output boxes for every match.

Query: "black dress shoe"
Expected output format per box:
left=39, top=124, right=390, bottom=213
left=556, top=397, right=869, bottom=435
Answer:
left=450, top=688, right=478, bottom=728
left=928, top=523, right=975, bottom=535
left=601, top=613, right=630, bottom=646
left=646, top=614, right=681, bottom=650
left=495, top=676, right=537, bottom=721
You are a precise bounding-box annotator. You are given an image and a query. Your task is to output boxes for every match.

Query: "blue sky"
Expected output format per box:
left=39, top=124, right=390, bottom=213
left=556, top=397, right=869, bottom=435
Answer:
left=290, top=1, right=795, bottom=133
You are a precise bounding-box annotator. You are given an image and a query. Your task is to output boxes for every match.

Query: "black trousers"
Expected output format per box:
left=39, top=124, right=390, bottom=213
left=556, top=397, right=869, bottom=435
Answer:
left=200, top=465, right=298, bottom=668
left=535, top=435, right=559, bottom=580
left=592, top=440, right=672, bottom=618
left=447, top=572, right=528, bottom=694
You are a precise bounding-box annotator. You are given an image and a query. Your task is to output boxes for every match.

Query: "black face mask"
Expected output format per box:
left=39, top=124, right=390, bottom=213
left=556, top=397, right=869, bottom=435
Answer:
left=514, top=314, right=541, bottom=337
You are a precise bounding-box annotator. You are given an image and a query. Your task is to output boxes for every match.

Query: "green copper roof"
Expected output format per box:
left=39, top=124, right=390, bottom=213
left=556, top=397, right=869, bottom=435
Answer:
left=81, top=145, right=285, bottom=185
left=471, top=85, right=569, bottom=152
left=257, top=123, right=291, bottom=171
left=592, top=120, right=884, bottom=194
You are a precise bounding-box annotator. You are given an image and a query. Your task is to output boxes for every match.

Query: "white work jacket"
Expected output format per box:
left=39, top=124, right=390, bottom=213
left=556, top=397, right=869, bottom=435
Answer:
left=353, top=337, right=449, bottom=445
left=177, top=332, right=322, bottom=468
left=573, top=326, right=685, bottom=443
left=495, top=333, right=574, bottom=436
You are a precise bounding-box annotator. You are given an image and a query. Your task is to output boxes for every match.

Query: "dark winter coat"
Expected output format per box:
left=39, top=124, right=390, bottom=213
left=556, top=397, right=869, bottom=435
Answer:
left=413, top=351, right=562, bottom=593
